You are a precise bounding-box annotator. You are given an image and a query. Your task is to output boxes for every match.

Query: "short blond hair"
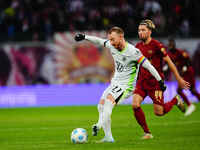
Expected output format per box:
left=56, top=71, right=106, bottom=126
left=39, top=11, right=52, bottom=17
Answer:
left=108, top=26, right=124, bottom=35
left=140, top=19, right=156, bottom=30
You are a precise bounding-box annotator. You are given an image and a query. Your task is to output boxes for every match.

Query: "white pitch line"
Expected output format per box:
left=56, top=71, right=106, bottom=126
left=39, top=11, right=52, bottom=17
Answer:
left=0, top=126, right=68, bottom=132
left=0, top=120, right=199, bottom=132
left=150, top=120, right=200, bottom=126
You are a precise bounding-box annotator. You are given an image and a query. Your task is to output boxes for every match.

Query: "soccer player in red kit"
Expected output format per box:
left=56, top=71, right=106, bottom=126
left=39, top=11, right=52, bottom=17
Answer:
left=166, top=38, right=200, bottom=116
left=132, top=19, right=190, bottom=139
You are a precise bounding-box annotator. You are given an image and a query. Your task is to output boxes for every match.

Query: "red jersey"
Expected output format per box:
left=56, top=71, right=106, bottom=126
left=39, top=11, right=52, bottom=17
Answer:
left=167, top=48, right=190, bottom=73
left=168, top=48, right=195, bottom=86
left=136, top=38, right=167, bottom=80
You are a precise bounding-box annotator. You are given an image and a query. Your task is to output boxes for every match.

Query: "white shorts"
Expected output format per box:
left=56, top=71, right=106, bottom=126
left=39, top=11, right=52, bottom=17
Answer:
left=101, top=83, right=133, bottom=104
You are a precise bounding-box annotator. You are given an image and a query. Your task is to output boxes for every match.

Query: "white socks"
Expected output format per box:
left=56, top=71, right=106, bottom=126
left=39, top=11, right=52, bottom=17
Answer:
left=97, top=104, right=104, bottom=128
left=102, top=99, right=114, bottom=138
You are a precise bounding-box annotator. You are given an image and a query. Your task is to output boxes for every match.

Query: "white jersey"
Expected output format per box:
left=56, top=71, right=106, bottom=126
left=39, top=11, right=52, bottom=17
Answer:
left=104, top=40, right=145, bottom=91
left=85, top=35, right=146, bottom=91
left=85, top=35, right=161, bottom=103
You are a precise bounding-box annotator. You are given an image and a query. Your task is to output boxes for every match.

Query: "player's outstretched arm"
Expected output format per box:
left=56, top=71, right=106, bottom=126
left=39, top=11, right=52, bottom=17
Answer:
left=163, top=55, right=190, bottom=89
left=142, top=58, right=166, bottom=91
left=74, top=34, right=107, bottom=46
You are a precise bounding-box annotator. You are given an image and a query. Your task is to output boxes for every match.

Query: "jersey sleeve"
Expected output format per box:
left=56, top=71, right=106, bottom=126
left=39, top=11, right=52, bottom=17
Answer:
left=85, top=35, right=108, bottom=47
left=156, top=41, right=168, bottom=57
left=85, top=35, right=113, bottom=49
left=131, top=46, right=146, bottom=65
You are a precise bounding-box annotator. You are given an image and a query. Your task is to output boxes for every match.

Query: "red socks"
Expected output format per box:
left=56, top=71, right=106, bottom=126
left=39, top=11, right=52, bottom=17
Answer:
left=133, top=107, right=150, bottom=133
left=163, top=96, right=177, bottom=114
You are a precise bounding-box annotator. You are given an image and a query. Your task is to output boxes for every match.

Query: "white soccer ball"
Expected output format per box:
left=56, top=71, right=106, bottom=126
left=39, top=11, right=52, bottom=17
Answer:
left=71, top=128, right=88, bottom=144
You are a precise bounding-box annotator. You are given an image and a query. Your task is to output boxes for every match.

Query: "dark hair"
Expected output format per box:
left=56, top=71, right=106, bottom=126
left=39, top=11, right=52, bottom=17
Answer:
left=108, top=26, right=124, bottom=35
left=168, top=36, right=175, bottom=42
left=140, top=19, right=156, bottom=30
left=168, top=36, right=176, bottom=47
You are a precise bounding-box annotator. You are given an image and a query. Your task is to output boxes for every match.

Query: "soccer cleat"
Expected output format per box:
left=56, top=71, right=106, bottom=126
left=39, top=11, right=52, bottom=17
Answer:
left=96, top=136, right=115, bottom=143
left=176, top=95, right=186, bottom=113
left=92, top=124, right=100, bottom=136
left=141, top=133, right=153, bottom=140
left=184, top=104, right=196, bottom=116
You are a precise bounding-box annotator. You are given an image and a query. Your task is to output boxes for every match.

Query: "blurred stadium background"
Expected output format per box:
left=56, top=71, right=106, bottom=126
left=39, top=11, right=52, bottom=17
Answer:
left=0, top=0, right=199, bottom=107
left=0, top=0, right=200, bottom=150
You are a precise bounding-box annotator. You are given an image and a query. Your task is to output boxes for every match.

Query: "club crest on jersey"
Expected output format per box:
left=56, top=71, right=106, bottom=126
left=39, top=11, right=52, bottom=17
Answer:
left=122, top=57, right=126, bottom=61
left=148, top=50, right=153, bottom=54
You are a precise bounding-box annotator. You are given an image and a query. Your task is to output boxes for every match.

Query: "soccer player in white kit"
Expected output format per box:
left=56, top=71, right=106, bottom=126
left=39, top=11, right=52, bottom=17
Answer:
left=74, top=27, right=166, bottom=143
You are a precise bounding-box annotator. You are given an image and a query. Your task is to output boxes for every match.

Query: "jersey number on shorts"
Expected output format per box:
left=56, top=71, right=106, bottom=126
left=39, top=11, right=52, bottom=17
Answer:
left=112, top=86, right=122, bottom=93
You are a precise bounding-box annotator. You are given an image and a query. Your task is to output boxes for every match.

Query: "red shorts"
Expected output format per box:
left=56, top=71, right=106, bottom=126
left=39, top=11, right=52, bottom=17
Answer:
left=182, top=66, right=195, bottom=88
left=134, top=78, right=164, bottom=105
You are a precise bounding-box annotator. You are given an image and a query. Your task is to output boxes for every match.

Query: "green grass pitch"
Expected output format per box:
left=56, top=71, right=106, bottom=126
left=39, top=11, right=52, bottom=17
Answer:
left=0, top=103, right=200, bottom=150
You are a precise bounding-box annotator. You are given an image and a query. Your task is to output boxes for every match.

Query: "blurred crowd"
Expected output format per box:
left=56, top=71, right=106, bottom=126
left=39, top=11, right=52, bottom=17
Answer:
left=0, top=0, right=200, bottom=42
left=0, top=0, right=200, bottom=86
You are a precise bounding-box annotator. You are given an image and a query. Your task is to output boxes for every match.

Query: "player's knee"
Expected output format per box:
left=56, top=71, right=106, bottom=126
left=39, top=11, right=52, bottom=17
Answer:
left=154, top=111, right=164, bottom=116
left=132, top=94, right=143, bottom=109
left=99, top=99, right=105, bottom=105
left=105, top=95, right=116, bottom=105
left=154, top=105, right=164, bottom=116
left=132, top=101, right=140, bottom=109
